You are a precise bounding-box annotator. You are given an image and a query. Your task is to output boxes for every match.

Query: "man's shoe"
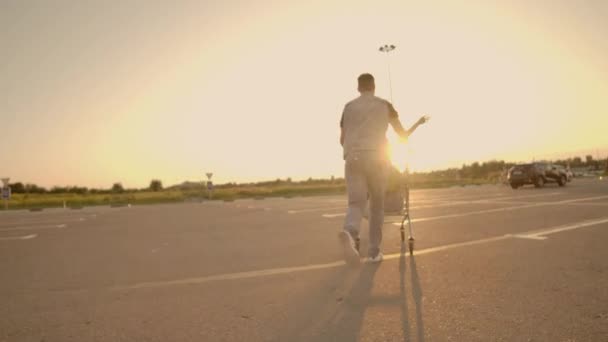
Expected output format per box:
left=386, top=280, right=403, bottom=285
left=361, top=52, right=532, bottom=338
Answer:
left=367, top=252, right=383, bottom=263
left=338, top=231, right=360, bottom=264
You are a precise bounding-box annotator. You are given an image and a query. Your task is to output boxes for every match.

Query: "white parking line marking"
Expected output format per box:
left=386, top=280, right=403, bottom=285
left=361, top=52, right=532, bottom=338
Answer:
left=323, top=213, right=346, bottom=218
left=322, top=192, right=565, bottom=219
left=409, top=192, right=509, bottom=203
left=521, top=217, right=608, bottom=239
left=558, top=202, right=608, bottom=207
left=0, top=217, right=90, bottom=228
left=492, top=200, right=608, bottom=206
left=0, top=234, right=37, bottom=241
left=0, top=211, right=100, bottom=221
left=288, top=206, right=346, bottom=214
left=390, top=195, right=608, bottom=226
left=411, top=192, right=498, bottom=201
left=295, top=194, right=529, bottom=215
left=0, top=224, right=67, bottom=232
left=113, top=217, right=608, bottom=290
left=408, top=192, right=562, bottom=210
left=383, top=235, right=513, bottom=261
left=509, top=234, right=548, bottom=241
left=114, top=260, right=346, bottom=290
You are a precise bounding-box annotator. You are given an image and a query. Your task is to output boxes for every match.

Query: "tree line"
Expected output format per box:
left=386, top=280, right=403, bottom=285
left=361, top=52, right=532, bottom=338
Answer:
left=7, top=180, right=164, bottom=194
left=6, top=155, right=607, bottom=194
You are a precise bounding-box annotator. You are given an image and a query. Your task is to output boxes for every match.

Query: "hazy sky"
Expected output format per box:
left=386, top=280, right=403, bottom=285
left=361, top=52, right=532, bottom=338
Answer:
left=1, top=0, right=607, bottom=188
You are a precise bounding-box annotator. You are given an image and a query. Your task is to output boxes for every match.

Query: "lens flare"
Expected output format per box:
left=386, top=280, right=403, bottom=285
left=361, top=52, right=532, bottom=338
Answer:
left=388, top=139, right=412, bottom=173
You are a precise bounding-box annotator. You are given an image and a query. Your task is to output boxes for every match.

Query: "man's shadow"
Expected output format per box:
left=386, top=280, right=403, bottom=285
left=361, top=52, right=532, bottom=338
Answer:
left=305, top=262, right=381, bottom=341
left=305, top=243, right=425, bottom=342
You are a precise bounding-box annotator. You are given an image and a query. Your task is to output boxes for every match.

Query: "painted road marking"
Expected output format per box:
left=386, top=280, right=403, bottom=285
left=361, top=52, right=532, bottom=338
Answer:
left=322, top=213, right=346, bottom=218
left=494, top=201, right=608, bottom=207
left=0, top=234, right=37, bottom=241
left=318, top=190, right=505, bottom=204
left=388, top=195, right=608, bottom=226
left=308, top=203, right=465, bottom=216
left=0, top=210, right=99, bottom=218
left=566, top=202, right=608, bottom=206
left=0, top=216, right=92, bottom=227
left=520, top=217, right=608, bottom=239
left=301, top=194, right=529, bottom=215
left=382, top=235, right=513, bottom=261
left=322, top=192, right=565, bottom=219
left=288, top=206, right=347, bottom=214
left=0, top=224, right=67, bottom=232
left=113, top=217, right=608, bottom=290
left=509, top=235, right=548, bottom=241
left=114, top=260, right=346, bottom=290
left=408, top=191, right=510, bottom=203
left=406, top=192, right=562, bottom=209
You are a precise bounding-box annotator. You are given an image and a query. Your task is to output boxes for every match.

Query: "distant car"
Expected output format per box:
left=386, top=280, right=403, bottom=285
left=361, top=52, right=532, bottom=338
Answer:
left=554, top=164, right=573, bottom=182
left=508, top=162, right=569, bottom=189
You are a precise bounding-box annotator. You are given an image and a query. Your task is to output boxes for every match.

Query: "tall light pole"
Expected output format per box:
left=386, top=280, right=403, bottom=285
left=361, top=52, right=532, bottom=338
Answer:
left=1, top=177, right=10, bottom=210
left=379, top=44, right=396, bottom=102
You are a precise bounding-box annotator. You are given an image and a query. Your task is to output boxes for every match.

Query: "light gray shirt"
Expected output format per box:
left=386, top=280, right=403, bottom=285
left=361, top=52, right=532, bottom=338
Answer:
left=340, top=92, right=398, bottom=159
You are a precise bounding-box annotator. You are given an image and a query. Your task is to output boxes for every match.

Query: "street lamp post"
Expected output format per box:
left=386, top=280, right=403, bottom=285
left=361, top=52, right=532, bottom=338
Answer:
left=1, top=177, right=10, bottom=210
left=379, top=44, right=396, bottom=102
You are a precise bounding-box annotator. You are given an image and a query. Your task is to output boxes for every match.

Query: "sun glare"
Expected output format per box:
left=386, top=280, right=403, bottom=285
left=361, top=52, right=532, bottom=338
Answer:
left=387, top=137, right=412, bottom=173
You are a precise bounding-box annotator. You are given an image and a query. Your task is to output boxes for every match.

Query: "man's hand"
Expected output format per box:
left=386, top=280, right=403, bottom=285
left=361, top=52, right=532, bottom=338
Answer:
left=390, top=114, right=430, bottom=141
left=415, top=115, right=430, bottom=126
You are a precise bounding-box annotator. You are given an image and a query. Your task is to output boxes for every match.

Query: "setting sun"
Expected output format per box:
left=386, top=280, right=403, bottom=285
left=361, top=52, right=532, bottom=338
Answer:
left=1, top=0, right=606, bottom=188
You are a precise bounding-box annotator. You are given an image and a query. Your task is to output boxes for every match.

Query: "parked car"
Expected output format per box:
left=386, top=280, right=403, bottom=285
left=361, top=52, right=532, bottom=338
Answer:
left=508, top=162, right=569, bottom=189
left=554, top=164, right=573, bottom=182
left=566, top=169, right=574, bottom=181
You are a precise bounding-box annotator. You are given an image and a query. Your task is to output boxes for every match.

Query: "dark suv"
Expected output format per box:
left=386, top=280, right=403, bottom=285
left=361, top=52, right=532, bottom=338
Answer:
left=508, top=162, right=569, bottom=189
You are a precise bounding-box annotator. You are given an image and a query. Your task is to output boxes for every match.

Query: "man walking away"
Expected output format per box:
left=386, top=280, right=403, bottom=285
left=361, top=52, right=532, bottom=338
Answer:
left=339, top=73, right=427, bottom=264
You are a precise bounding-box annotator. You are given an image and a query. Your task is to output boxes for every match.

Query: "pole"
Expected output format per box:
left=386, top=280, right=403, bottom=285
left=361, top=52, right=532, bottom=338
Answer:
left=379, top=44, right=396, bottom=102
left=205, top=172, right=213, bottom=200
left=386, top=52, right=393, bottom=102
left=1, top=178, right=9, bottom=210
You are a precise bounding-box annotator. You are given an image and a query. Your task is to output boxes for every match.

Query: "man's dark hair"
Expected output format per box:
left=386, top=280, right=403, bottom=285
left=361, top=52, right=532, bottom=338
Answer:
left=357, top=73, right=375, bottom=91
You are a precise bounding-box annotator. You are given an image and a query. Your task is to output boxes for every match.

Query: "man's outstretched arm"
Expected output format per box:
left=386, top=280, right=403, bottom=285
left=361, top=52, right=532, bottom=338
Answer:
left=390, top=115, right=429, bottom=140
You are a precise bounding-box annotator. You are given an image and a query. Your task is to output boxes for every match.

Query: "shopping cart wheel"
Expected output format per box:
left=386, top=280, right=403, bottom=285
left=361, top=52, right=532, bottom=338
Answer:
left=408, top=237, right=415, bottom=255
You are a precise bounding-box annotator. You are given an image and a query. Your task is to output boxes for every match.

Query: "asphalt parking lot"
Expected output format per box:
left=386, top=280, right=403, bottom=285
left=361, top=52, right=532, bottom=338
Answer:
left=1, top=179, right=608, bottom=341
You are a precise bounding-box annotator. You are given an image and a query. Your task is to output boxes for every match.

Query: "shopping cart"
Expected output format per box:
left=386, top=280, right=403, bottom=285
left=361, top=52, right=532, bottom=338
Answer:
left=398, top=171, right=415, bottom=255
left=360, top=167, right=416, bottom=255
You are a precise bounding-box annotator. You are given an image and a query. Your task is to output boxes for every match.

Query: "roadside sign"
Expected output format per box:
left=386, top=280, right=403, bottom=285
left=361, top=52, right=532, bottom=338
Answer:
left=1, top=187, right=10, bottom=200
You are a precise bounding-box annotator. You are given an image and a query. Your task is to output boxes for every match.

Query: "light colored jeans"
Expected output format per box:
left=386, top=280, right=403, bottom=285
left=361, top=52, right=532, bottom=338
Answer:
left=343, top=151, right=389, bottom=257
